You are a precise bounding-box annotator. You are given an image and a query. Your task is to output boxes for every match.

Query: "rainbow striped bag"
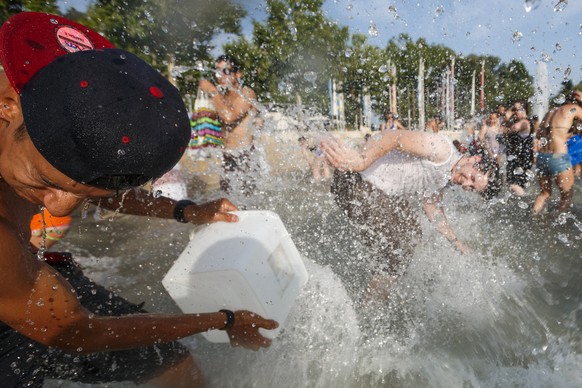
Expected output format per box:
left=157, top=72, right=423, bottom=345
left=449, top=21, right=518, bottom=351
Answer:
left=189, top=88, right=223, bottom=149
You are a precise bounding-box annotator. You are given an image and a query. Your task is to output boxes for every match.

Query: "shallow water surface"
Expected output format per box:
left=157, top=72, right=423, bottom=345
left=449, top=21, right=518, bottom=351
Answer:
left=47, top=169, right=582, bottom=387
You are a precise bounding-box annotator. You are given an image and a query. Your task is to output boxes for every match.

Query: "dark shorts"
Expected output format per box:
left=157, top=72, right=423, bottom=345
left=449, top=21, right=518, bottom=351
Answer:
left=331, top=170, right=421, bottom=275
left=0, top=254, right=189, bottom=387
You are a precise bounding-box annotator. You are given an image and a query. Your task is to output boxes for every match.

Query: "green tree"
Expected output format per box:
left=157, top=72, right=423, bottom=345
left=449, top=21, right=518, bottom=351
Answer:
left=83, top=0, right=246, bottom=87
left=1, top=0, right=60, bottom=25
left=493, top=59, right=534, bottom=108
left=224, top=0, right=349, bottom=113
left=339, top=33, right=387, bottom=127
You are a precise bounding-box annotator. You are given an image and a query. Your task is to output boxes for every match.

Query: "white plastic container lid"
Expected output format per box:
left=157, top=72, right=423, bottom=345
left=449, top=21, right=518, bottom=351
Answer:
left=162, top=210, right=308, bottom=343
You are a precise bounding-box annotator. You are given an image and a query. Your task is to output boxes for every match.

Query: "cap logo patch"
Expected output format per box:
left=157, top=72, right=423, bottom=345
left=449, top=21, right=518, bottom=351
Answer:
left=56, top=25, right=94, bottom=53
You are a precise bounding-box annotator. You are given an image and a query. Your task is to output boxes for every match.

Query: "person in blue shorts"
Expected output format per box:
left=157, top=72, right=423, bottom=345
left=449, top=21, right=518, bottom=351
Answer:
left=533, top=90, right=582, bottom=214
left=567, top=130, right=582, bottom=177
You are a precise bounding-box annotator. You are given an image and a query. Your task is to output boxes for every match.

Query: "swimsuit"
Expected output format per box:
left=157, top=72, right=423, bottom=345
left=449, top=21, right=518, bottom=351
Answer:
left=536, top=152, right=572, bottom=176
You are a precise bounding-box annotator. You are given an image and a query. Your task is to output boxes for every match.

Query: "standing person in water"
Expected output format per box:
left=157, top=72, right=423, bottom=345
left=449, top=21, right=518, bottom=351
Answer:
left=320, top=130, right=500, bottom=300
left=533, top=90, right=582, bottom=214
left=0, top=12, right=277, bottom=387
left=198, top=55, right=269, bottom=196
left=502, top=102, right=534, bottom=197
left=380, top=111, right=406, bottom=131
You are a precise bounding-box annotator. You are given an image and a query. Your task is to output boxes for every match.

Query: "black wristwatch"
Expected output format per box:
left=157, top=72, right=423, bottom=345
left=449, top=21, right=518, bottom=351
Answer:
left=219, top=309, right=235, bottom=330
left=173, top=199, right=195, bottom=223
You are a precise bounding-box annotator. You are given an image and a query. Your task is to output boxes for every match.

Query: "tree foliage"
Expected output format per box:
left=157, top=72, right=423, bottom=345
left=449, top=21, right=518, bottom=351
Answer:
left=224, top=0, right=349, bottom=111
left=83, top=0, right=246, bottom=83
left=1, top=0, right=59, bottom=25
left=0, top=1, right=553, bottom=129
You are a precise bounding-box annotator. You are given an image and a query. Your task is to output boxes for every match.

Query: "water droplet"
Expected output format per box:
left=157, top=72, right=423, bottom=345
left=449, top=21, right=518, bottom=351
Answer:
left=564, top=67, right=571, bottom=79
left=344, top=48, right=353, bottom=58
left=117, top=149, right=126, bottom=156
left=303, top=71, right=317, bottom=84
left=153, top=190, right=163, bottom=198
left=120, top=54, right=126, bottom=60
left=50, top=18, right=58, bottom=24
left=378, top=65, right=388, bottom=73
left=523, top=0, right=541, bottom=12
left=554, top=94, right=566, bottom=104
left=518, top=201, right=529, bottom=209
left=554, top=0, right=567, bottom=12
left=434, top=5, right=445, bottom=18
left=512, top=31, right=523, bottom=43
left=368, top=22, right=379, bottom=37
left=555, top=43, right=562, bottom=51
left=346, top=3, right=353, bottom=11
left=36, top=299, right=44, bottom=307
left=540, top=52, right=551, bottom=63
left=570, top=108, right=577, bottom=114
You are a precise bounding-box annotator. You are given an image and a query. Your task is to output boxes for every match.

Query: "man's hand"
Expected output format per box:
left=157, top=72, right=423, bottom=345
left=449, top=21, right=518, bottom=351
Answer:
left=226, top=310, right=279, bottom=351
left=187, top=198, right=238, bottom=224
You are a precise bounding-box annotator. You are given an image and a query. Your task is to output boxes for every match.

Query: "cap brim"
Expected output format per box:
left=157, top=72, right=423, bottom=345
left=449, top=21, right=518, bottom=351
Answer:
left=0, top=12, right=115, bottom=93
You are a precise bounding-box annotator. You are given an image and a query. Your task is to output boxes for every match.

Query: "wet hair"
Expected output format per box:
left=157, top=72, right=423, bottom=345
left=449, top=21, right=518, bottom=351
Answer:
left=476, top=157, right=502, bottom=200
left=216, top=54, right=241, bottom=72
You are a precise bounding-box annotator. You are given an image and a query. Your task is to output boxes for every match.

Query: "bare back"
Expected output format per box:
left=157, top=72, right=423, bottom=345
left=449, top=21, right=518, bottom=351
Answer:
left=538, top=103, right=582, bottom=154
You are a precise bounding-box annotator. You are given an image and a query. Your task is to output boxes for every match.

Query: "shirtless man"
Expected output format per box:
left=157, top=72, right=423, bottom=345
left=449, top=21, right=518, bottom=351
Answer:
left=533, top=90, right=582, bottom=214
left=0, top=13, right=276, bottom=387
left=199, top=55, right=266, bottom=195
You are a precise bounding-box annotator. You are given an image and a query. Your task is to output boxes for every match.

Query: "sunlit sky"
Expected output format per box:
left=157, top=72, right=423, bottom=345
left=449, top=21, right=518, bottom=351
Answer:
left=58, top=0, right=580, bottom=93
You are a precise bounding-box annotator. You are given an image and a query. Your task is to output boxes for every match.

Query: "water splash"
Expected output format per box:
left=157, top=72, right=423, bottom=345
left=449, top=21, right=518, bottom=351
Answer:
left=368, top=22, right=379, bottom=37
left=512, top=31, right=523, bottom=43
left=554, top=0, right=568, bottom=12
left=36, top=206, right=47, bottom=261
left=523, top=0, right=541, bottom=12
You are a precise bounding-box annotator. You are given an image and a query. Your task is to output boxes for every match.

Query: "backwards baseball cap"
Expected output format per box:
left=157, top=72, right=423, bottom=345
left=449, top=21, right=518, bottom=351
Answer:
left=0, top=12, right=190, bottom=190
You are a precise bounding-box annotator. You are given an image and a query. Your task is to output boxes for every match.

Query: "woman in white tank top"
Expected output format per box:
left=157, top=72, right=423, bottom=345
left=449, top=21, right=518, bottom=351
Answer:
left=320, top=130, right=500, bottom=303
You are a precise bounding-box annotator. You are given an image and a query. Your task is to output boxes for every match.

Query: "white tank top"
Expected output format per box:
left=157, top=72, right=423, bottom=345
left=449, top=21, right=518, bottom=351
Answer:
left=360, top=139, right=462, bottom=198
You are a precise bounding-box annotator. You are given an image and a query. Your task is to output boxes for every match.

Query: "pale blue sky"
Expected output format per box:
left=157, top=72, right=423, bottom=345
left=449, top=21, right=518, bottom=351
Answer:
left=58, top=0, right=580, bottom=93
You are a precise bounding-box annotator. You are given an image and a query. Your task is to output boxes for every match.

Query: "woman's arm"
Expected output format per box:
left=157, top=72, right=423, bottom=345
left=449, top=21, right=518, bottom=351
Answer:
left=321, top=130, right=452, bottom=172
left=422, top=194, right=469, bottom=254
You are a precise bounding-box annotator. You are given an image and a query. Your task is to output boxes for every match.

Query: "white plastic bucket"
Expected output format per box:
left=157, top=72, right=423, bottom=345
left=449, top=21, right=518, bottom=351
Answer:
left=162, top=210, right=308, bottom=343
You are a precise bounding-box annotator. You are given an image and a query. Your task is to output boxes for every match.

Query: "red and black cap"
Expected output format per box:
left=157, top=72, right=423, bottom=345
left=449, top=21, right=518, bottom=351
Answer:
left=0, top=12, right=190, bottom=190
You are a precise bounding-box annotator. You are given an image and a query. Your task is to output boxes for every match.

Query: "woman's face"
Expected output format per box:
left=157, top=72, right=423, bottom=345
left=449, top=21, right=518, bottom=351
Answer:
left=215, top=60, right=237, bottom=87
